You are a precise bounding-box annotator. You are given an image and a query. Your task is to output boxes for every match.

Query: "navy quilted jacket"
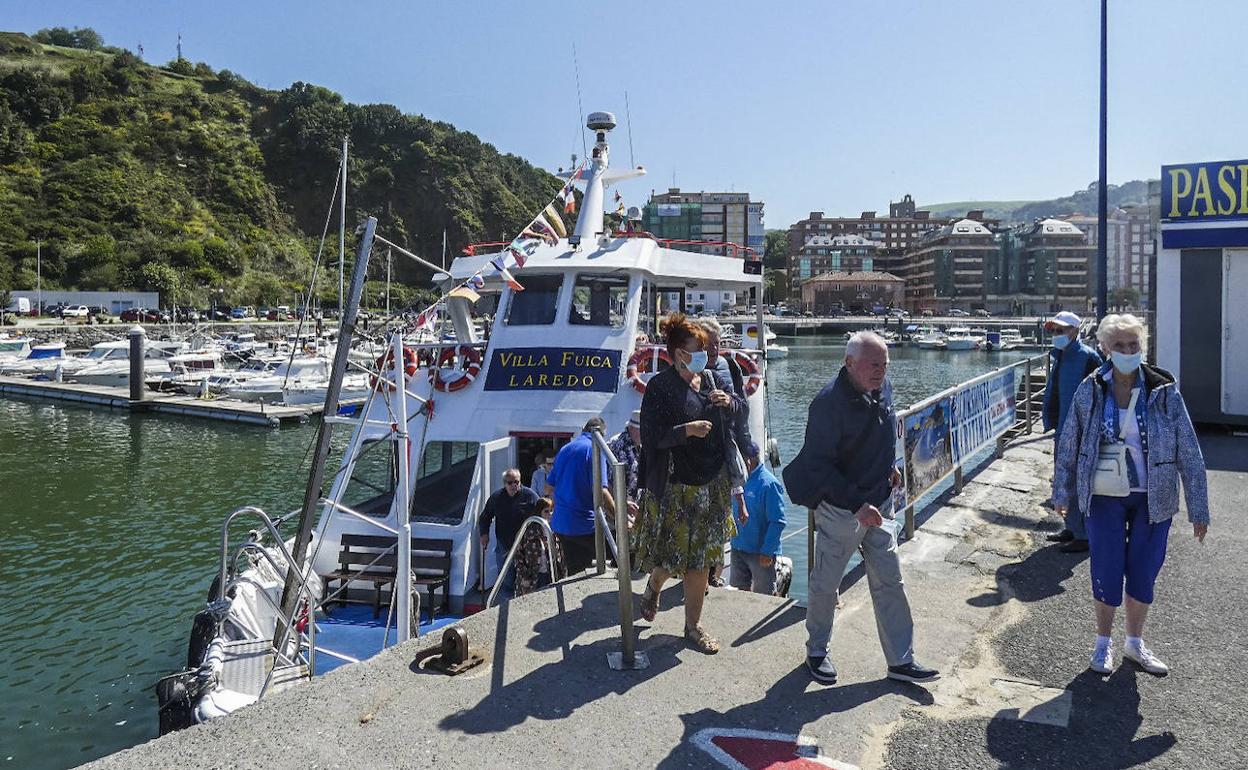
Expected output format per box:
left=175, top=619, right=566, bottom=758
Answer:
left=1053, top=364, right=1210, bottom=525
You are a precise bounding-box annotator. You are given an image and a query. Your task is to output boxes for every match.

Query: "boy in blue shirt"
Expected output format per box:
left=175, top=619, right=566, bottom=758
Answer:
left=730, top=443, right=787, bottom=594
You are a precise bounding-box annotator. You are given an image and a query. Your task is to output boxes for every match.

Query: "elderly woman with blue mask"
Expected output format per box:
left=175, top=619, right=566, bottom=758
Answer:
left=1053, top=314, right=1210, bottom=677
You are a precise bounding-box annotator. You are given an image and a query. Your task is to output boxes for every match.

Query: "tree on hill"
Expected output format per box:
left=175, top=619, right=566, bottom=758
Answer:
left=33, top=26, right=103, bottom=50
left=763, top=229, right=788, bottom=270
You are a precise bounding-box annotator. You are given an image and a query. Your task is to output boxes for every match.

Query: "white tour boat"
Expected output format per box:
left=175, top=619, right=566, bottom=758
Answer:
left=944, top=326, right=979, bottom=351
left=161, top=111, right=773, bottom=731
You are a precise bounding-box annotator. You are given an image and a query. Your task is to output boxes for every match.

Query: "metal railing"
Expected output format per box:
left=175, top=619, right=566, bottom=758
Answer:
left=805, top=351, right=1051, bottom=574
left=590, top=429, right=646, bottom=670
left=484, top=515, right=561, bottom=609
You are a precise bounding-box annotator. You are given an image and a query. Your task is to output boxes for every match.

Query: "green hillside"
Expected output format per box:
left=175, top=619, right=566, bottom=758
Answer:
left=0, top=29, right=563, bottom=308
left=923, top=180, right=1155, bottom=224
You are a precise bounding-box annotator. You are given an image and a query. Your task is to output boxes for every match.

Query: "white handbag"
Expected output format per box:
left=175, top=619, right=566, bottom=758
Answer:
left=1091, top=388, right=1137, bottom=498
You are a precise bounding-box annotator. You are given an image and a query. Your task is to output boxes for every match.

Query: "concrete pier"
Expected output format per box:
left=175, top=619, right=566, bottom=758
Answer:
left=80, top=429, right=1245, bottom=769
left=0, top=376, right=354, bottom=427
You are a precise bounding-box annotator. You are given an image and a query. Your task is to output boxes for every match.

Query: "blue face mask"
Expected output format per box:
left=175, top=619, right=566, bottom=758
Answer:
left=686, top=350, right=708, bottom=373
left=1110, top=351, right=1143, bottom=374
left=1052, top=334, right=1072, bottom=350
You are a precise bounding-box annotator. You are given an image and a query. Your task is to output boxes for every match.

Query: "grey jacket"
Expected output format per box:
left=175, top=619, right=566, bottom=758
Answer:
left=1053, top=363, right=1210, bottom=525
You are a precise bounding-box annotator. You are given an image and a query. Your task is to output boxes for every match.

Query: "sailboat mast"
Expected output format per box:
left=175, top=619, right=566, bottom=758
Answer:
left=275, top=216, right=377, bottom=646
left=339, top=136, right=347, bottom=313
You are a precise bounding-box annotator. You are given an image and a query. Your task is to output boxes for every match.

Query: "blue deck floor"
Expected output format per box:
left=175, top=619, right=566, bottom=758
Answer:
left=311, top=604, right=464, bottom=673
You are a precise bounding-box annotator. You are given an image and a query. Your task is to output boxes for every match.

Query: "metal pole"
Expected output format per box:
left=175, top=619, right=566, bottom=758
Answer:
left=276, top=217, right=376, bottom=646
left=592, top=436, right=606, bottom=574
left=610, top=459, right=644, bottom=669
left=36, top=239, right=41, bottom=317
left=339, top=136, right=347, bottom=314
left=1096, top=0, right=1108, bottom=320
left=1024, top=357, right=1033, bottom=432
left=386, top=247, right=392, bottom=319
left=391, top=330, right=413, bottom=643
left=905, top=503, right=915, bottom=541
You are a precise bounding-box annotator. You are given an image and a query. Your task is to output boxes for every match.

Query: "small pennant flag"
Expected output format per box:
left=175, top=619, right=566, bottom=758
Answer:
left=505, top=244, right=528, bottom=269
left=449, top=285, right=480, bottom=303
left=529, top=218, right=558, bottom=246
left=542, top=205, right=567, bottom=238
left=414, top=307, right=438, bottom=331
left=561, top=181, right=577, bottom=214
left=490, top=253, right=513, bottom=272
left=614, top=190, right=623, bottom=203
left=499, top=267, right=524, bottom=292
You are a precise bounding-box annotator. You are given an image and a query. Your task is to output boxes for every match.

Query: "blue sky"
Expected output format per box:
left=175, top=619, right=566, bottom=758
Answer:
left=9, top=0, right=1248, bottom=227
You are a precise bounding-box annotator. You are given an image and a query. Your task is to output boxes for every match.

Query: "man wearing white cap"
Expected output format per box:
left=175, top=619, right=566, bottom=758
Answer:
left=1042, top=310, right=1103, bottom=552
left=607, top=410, right=643, bottom=517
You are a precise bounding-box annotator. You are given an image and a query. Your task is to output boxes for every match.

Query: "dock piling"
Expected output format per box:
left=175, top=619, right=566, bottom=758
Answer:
left=128, top=325, right=146, bottom=402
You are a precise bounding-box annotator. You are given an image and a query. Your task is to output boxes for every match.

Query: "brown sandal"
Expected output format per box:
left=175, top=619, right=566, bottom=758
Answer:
left=685, top=625, right=720, bottom=654
left=640, top=582, right=659, bottom=622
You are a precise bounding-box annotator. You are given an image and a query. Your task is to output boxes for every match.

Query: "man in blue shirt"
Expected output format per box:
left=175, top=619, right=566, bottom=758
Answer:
left=546, top=417, right=615, bottom=575
left=730, top=443, right=786, bottom=594
left=1041, top=311, right=1103, bottom=553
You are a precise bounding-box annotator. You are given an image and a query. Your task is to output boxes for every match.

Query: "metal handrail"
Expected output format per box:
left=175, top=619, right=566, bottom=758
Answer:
left=590, top=428, right=641, bottom=669
left=485, top=515, right=560, bottom=609
left=229, top=543, right=316, bottom=674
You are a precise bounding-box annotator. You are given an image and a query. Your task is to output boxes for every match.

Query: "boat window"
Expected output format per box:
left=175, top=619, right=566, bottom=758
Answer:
left=341, top=439, right=398, bottom=516
left=413, top=441, right=479, bottom=524
left=505, top=274, right=563, bottom=325
left=569, top=274, right=628, bottom=327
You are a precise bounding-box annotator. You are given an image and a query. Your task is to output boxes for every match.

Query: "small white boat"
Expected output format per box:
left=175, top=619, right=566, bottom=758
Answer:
left=224, top=357, right=333, bottom=404
left=0, top=341, right=66, bottom=375
left=70, top=340, right=182, bottom=387
left=944, top=326, right=978, bottom=351
left=0, top=336, right=33, bottom=365
left=983, top=328, right=1024, bottom=352
left=913, top=326, right=946, bottom=349
left=146, top=350, right=226, bottom=393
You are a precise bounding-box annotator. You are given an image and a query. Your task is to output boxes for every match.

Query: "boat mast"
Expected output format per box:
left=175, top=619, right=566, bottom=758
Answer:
left=339, top=136, right=348, bottom=314
left=275, top=216, right=377, bottom=646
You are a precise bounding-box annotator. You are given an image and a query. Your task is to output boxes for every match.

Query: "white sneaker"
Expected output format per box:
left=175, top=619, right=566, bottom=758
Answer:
left=1123, top=641, right=1169, bottom=676
left=1089, top=644, right=1114, bottom=674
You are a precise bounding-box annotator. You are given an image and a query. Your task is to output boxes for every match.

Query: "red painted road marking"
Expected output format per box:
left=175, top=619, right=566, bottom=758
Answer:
left=691, top=728, right=858, bottom=770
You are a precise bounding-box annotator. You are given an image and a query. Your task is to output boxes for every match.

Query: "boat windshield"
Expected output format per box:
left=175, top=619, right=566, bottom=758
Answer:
left=411, top=441, right=479, bottom=524
left=338, top=439, right=398, bottom=516
left=240, top=359, right=276, bottom=372
left=505, top=274, right=562, bottom=325
left=0, top=341, right=27, bottom=353
left=569, top=273, right=628, bottom=327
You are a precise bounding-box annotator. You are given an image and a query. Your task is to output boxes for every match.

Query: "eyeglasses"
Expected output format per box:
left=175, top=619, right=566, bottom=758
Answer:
left=504, top=479, right=520, bottom=486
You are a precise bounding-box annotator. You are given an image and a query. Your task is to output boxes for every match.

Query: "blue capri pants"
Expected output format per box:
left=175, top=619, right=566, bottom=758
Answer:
left=1086, top=492, right=1172, bottom=606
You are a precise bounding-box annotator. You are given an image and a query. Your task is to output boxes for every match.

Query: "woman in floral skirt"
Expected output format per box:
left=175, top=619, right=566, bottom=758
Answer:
left=634, top=313, right=748, bottom=653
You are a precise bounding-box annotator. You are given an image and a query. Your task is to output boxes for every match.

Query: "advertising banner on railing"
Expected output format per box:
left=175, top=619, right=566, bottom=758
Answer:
left=903, top=398, right=953, bottom=502
left=949, top=370, right=1017, bottom=464
left=891, top=415, right=908, bottom=514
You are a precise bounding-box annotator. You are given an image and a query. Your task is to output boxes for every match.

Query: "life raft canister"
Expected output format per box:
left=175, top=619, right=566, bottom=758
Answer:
left=625, top=346, right=672, bottom=394
left=731, top=350, right=762, bottom=396
left=372, top=346, right=420, bottom=391
left=430, top=345, right=482, bottom=392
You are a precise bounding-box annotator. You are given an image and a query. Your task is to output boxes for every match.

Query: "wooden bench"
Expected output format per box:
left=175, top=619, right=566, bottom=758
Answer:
left=323, top=534, right=453, bottom=618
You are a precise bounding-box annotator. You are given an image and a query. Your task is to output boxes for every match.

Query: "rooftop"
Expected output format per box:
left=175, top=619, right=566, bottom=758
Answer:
left=806, top=270, right=903, bottom=283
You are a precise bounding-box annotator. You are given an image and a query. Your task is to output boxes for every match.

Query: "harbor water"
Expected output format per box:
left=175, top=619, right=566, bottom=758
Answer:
left=0, top=338, right=1030, bottom=769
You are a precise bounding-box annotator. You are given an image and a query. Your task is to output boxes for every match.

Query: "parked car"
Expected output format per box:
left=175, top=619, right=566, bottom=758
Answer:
left=230, top=307, right=250, bottom=320
left=921, top=309, right=935, bottom=317
left=887, top=308, right=909, bottom=318
left=973, top=308, right=991, bottom=317
left=61, top=305, right=90, bottom=318
left=948, top=308, right=970, bottom=317
left=175, top=307, right=201, bottom=323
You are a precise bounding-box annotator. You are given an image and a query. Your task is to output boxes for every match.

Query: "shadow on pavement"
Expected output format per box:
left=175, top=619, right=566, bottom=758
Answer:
left=985, top=667, right=1176, bottom=769
left=729, top=600, right=805, bottom=649
left=658, top=663, right=935, bottom=768
left=1199, top=430, right=1248, bottom=473
left=967, top=543, right=1088, bottom=608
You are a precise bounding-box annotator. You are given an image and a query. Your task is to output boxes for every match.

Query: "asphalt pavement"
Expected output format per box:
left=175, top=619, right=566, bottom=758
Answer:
left=883, top=428, right=1248, bottom=770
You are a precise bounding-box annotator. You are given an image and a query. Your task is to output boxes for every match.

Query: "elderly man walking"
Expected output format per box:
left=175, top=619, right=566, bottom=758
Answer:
left=784, top=332, right=938, bottom=686
left=1042, top=311, right=1103, bottom=552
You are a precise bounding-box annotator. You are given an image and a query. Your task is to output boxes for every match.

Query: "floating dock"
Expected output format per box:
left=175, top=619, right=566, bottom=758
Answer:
left=0, top=376, right=357, bottom=427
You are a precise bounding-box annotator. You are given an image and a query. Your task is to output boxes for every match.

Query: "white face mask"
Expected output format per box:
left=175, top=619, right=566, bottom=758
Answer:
left=1052, top=334, right=1072, bottom=350
left=686, top=350, right=708, bottom=373
left=1110, top=351, right=1143, bottom=374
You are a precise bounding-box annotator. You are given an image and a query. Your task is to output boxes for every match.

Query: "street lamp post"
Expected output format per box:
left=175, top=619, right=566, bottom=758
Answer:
left=1096, top=0, right=1109, bottom=320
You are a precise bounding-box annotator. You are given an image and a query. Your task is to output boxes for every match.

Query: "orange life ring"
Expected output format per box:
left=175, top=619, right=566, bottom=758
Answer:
left=430, top=345, right=482, bottom=392
left=372, top=346, right=420, bottom=391
left=732, top=350, right=762, bottom=397
left=626, top=346, right=672, bottom=394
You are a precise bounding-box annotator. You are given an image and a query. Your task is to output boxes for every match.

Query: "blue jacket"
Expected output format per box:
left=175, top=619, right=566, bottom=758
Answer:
left=731, top=464, right=787, bottom=556
left=1043, top=338, right=1103, bottom=436
left=1053, top=363, right=1210, bottom=525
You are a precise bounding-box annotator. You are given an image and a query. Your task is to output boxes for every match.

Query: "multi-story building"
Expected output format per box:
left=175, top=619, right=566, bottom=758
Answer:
left=902, top=219, right=998, bottom=312
left=1055, top=208, right=1154, bottom=308
left=800, top=271, right=904, bottom=315
left=642, top=188, right=764, bottom=257
left=791, top=234, right=882, bottom=288
left=1015, top=218, right=1095, bottom=313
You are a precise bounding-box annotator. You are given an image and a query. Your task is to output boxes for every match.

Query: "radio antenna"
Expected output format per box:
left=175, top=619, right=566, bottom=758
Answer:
left=625, top=90, right=636, bottom=169
left=572, top=43, right=588, bottom=158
